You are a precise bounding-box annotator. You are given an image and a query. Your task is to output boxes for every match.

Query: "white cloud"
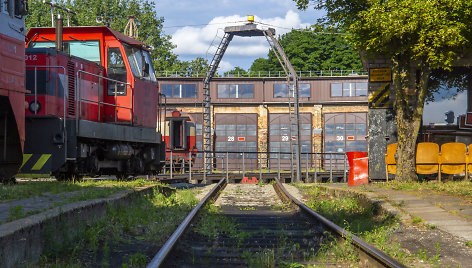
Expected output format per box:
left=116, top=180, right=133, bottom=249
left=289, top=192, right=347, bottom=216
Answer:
left=218, top=60, right=234, bottom=72
left=171, top=10, right=311, bottom=59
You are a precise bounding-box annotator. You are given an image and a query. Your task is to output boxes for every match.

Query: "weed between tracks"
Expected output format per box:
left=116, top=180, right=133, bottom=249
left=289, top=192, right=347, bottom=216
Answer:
left=194, top=204, right=251, bottom=243
left=28, top=187, right=198, bottom=267
left=295, top=184, right=443, bottom=266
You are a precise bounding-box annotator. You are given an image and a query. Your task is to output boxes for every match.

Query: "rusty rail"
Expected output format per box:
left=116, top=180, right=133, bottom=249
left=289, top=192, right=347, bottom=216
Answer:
left=146, top=177, right=227, bottom=268
left=273, top=179, right=406, bottom=268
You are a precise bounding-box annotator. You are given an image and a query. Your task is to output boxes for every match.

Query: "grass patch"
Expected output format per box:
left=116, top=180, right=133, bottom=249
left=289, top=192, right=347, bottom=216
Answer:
left=465, top=241, right=472, bottom=247
left=34, top=187, right=198, bottom=267
left=377, top=181, right=472, bottom=200
left=0, top=179, right=158, bottom=202
left=296, top=185, right=440, bottom=266
left=242, top=249, right=275, bottom=268
left=8, top=205, right=24, bottom=221
left=194, top=204, right=246, bottom=239
left=412, top=216, right=422, bottom=225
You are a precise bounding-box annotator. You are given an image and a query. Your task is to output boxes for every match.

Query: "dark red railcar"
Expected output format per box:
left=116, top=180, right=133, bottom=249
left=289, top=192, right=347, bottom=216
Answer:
left=160, top=110, right=197, bottom=171
left=0, top=1, right=27, bottom=181
left=21, top=25, right=165, bottom=179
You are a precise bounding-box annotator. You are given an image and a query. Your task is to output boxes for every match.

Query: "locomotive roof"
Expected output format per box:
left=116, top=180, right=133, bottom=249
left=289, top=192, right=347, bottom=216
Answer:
left=26, top=26, right=151, bottom=51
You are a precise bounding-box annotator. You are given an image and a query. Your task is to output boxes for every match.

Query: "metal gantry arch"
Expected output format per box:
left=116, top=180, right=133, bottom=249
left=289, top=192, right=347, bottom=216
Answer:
left=202, top=22, right=301, bottom=183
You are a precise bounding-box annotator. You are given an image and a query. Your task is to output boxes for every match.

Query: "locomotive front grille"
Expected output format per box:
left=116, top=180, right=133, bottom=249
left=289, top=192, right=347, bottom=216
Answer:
left=67, top=61, right=75, bottom=116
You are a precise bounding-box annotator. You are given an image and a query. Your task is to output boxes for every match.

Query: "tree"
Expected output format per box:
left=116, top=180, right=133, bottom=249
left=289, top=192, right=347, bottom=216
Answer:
left=226, top=67, right=248, bottom=76
left=169, top=57, right=209, bottom=76
left=249, top=29, right=362, bottom=72
left=295, top=0, right=472, bottom=181
left=26, top=0, right=179, bottom=70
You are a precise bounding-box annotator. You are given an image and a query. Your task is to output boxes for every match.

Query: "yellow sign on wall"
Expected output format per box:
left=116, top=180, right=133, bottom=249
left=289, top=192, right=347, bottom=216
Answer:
left=369, top=68, right=392, bottom=82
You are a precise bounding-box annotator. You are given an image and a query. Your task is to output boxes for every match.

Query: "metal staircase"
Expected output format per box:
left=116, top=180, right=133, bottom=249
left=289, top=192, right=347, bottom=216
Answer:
left=203, top=33, right=233, bottom=176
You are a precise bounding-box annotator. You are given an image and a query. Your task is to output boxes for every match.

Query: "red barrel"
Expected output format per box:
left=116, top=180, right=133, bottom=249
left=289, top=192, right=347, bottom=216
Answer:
left=346, top=152, right=369, bottom=186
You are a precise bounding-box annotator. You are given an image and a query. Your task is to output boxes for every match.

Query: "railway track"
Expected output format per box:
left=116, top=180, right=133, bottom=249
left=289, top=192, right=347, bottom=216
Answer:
left=147, top=179, right=406, bottom=267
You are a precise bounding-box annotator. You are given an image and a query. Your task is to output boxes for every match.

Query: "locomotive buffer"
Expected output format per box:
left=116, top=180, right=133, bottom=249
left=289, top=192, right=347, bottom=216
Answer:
left=202, top=18, right=302, bottom=183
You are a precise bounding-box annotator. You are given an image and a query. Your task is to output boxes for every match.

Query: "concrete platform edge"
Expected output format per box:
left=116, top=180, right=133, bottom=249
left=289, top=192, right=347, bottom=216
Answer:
left=0, top=186, right=158, bottom=268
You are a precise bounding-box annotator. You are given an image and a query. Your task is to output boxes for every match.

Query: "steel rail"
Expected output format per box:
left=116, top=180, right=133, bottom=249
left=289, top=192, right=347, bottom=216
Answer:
left=273, top=179, right=406, bottom=268
left=146, top=177, right=227, bottom=268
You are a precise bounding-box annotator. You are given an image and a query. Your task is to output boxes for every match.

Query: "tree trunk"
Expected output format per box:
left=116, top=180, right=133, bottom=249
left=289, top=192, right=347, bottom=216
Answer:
left=395, top=107, right=422, bottom=181
left=392, top=60, right=430, bottom=182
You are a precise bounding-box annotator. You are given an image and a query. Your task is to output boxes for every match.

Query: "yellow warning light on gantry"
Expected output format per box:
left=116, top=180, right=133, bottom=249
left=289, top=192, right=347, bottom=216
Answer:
left=247, top=15, right=254, bottom=23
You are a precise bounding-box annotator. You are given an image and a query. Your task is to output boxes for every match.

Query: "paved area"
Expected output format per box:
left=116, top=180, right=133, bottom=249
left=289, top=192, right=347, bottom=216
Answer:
left=327, top=183, right=472, bottom=241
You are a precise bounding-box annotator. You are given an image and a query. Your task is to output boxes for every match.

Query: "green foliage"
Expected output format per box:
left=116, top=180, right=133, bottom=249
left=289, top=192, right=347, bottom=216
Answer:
left=243, top=249, right=275, bottom=268
left=8, top=205, right=24, bottom=221
left=250, top=29, right=362, bottom=72
left=194, top=204, right=241, bottom=238
left=38, top=188, right=197, bottom=266
left=25, top=0, right=197, bottom=71
left=293, top=0, right=472, bottom=182
left=0, top=179, right=158, bottom=202
left=379, top=181, right=472, bottom=200
left=122, top=253, right=149, bottom=268
left=226, top=66, right=248, bottom=76
left=169, top=57, right=209, bottom=74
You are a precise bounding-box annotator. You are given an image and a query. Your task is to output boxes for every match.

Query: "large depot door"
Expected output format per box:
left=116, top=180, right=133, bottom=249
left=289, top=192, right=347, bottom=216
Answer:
left=214, top=113, right=258, bottom=171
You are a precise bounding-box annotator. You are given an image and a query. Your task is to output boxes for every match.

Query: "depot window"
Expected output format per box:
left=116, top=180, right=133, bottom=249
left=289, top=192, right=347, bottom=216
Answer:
left=331, top=82, right=367, bottom=97
left=273, top=83, right=310, bottom=98
left=217, top=84, right=254, bottom=98
left=161, top=84, right=197, bottom=98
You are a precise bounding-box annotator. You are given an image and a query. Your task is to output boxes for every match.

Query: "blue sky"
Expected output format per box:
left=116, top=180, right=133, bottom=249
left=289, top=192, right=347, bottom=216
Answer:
left=155, top=0, right=325, bottom=72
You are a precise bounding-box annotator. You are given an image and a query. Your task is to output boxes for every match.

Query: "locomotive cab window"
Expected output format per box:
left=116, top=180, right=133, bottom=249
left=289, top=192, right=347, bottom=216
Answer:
left=106, top=47, right=127, bottom=96
left=124, top=45, right=157, bottom=82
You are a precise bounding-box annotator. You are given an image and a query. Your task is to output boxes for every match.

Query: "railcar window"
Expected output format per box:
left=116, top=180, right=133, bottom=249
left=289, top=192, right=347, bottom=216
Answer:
left=161, top=84, right=197, bottom=98
left=124, top=45, right=157, bottom=82
left=143, top=51, right=157, bottom=82
left=273, top=83, right=310, bottom=98
left=1, top=0, right=8, bottom=14
left=29, top=41, right=55, bottom=48
left=217, top=84, right=254, bottom=98
left=64, top=41, right=100, bottom=63
left=330, top=82, right=367, bottom=97
left=29, top=41, right=101, bottom=64
left=124, top=45, right=143, bottom=78
left=106, top=47, right=127, bottom=96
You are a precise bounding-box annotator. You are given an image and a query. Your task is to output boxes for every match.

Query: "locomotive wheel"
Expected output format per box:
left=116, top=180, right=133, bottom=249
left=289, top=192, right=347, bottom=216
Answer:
left=0, top=175, right=17, bottom=184
left=116, top=173, right=129, bottom=181
left=54, top=173, right=83, bottom=182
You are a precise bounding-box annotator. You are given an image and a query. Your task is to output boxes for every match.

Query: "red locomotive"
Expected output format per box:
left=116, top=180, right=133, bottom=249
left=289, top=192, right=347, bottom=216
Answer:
left=20, top=21, right=165, bottom=179
left=161, top=110, right=197, bottom=171
left=0, top=1, right=27, bottom=182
